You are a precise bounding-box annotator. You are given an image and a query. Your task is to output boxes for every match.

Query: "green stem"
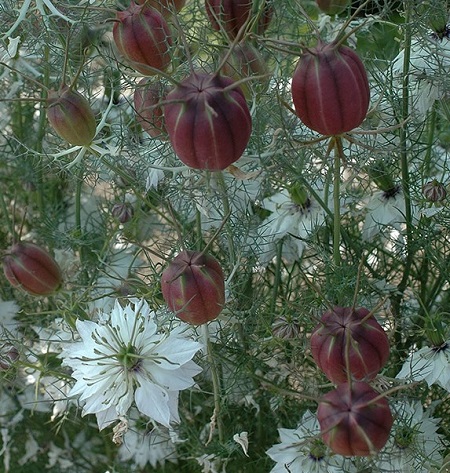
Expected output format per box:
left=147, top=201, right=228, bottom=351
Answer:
left=0, top=190, right=16, bottom=240
left=75, top=166, right=89, bottom=284
left=216, top=171, right=236, bottom=265
left=195, top=208, right=203, bottom=251
left=396, top=1, right=414, bottom=296
left=390, top=0, right=414, bottom=365
left=34, top=43, right=51, bottom=218
left=422, top=104, right=437, bottom=177
left=333, top=137, right=342, bottom=267
left=202, top=324, right=224, bottom=444
left=269, top=240, right=283, bottom=321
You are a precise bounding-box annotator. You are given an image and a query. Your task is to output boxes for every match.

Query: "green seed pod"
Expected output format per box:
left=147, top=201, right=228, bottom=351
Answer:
left=47, top=85, right=96, bottom=146
left=3, top=242, right=63, bottom=296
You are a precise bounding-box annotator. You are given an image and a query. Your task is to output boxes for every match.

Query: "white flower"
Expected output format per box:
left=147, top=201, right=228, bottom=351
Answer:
left=61, top=298, right=203, bottom=429
left=396, top=340, right=450, bottom=392
left=254, top=189, right=326, bottom=266
left=375, top=401, right=445, bottom=472
left=362, top=185, right=408, bottom=241
left=392, top=33, right=450, bottom=117
left=119, top=422, right=178, bottom=469
left=266, top=410, right=356, bottom=473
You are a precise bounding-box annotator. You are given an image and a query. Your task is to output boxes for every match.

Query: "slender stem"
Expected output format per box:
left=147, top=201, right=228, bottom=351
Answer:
left=34, top=42, right=51, bottom=217
left=75, top=166, right=89, bottom=284
left=422, top=104, right=437, bottom=177
left=216, top=171, right=236, bottom=266
left=195, top=209, right=203, bottom=251
left=396, top=1, right=414, bottom=296
left=269, top=240, right=283, bottom=321
left=202, top=324, right=224, bottom=444
left=333, top=137, right=342, bottom=267
left=0, top=190, right=15, bottom=240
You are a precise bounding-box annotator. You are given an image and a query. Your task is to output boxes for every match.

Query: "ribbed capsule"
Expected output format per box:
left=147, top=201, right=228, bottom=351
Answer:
left=133, top=77, right=168, bottom=138
left=161, top=250, right=225, bottom=325
left=317, top=382, right=393, bottom=456
left=164, top=72, right=252, bottom=170
left=220, top=41, right=270, bottom=100
left=205, top=0, right=273, bottom=39
left=3, top=242, right=62, bottom=296
left=113, top=3, right=172, bottom=76
left=47, top=85, right=96, bottom=146
left=310, top=306, right=390, bottom=384
left=291, top=41, right=370, bottom=136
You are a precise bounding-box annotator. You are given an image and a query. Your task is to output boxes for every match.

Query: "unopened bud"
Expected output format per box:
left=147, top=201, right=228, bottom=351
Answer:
left=112, top=203, right=134, bottom=223
left=0, top=344, right=19, bottom=370
left=422, top=180, right=447, bottom=202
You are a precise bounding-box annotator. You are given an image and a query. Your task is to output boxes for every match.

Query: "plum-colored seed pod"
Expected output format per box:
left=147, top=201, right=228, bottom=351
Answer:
left=113, top=3, right=172, bottom=76
left=220, top=41, right=270, bottom=100
left=291, top=41, right=370, bottom=136
left=133, top=77, right=168, bottom=138
left=205, top=0, right=273, bottom=39
left=310, top=306, right=390, bottom=384
left=3, top=242, right=62, bottom=296
left=164, top=72, right=252, bottom=170
left=317, top=382, right=393, bottom=456
left=161, top=250, right=225, bottom=325
left=47, top=85, right=96, bottom=146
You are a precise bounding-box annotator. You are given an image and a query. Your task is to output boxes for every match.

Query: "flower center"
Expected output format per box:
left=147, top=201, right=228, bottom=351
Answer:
left=394, top=426, right=416, bottom=449
left=117, top=345, right=143, bottom=372
left=308, top=438, right=326, bottom=461
left=382, top=184, right=401, bottom=200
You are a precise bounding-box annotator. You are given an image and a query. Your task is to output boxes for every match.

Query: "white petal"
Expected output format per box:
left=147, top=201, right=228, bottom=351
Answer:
left=135, top=382, right=172, bottom=427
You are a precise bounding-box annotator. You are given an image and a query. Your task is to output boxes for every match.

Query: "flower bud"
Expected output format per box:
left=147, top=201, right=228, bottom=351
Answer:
left=112, top=203, right=134, bottom=223
left=47, top=85, right=96, bottom=146
left=3, top=242, right=63, bottom=296
left=422, top=180, right=447, bottom=202
left=0, top=344, right=19, bottom=371
left=271, top=316, right=301, bottom=339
